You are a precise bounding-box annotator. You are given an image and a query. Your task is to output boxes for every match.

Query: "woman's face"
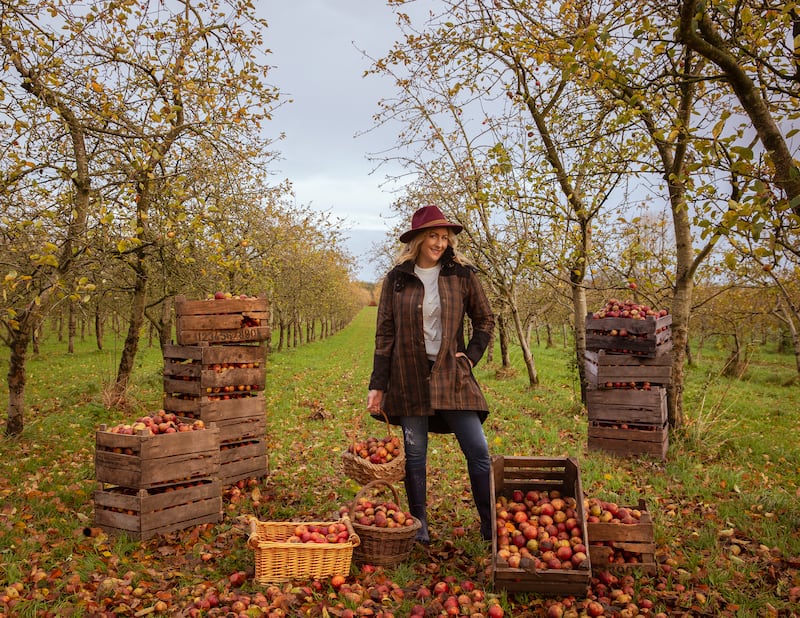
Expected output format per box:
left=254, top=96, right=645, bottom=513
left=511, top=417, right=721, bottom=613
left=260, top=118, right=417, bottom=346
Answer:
left=416, top=227, right=450, bottom=268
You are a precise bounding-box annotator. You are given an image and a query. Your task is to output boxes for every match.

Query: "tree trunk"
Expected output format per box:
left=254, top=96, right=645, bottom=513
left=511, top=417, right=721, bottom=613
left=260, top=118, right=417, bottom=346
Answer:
left=572, top=284, right=588, bottom=405
left=6, top=325, right=33, bottom=436
left=545, top=322, right=554, bottom=348
left=667, top=213, right=694, bottom=429
left=509, top=299, right=538, bottom=386
left=114, top=264, right=148, bottom=401
left=159, top=296, right=173, bottom=353
left=498, top=313, right=511, bottom=368
left=722, top=333, right=743, bottom=378
left=95, top=304, right=104, bottom=351
left=32, top=323, right=40, bottom=355
left=67, top=301, right=76, bottom=353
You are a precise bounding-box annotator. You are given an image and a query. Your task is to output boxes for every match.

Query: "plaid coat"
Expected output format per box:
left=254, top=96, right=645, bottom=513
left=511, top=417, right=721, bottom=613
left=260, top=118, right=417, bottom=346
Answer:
left=368, top=248, right=495, bottom=433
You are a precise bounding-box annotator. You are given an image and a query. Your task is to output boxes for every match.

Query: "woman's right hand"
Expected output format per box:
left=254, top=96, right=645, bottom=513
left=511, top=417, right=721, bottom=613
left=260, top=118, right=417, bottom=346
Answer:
left=367, top=389, right=383, bottom=413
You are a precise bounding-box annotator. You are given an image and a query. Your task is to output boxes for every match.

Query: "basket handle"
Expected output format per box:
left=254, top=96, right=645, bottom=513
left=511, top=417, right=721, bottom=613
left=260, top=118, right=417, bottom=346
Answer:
left=349, top=408, right=394, bottom=452
left=341, top=513, right=361, bottom=547
left=246, top=516, right=260, bottom=549
left=348, top=479, right=403, bottom=518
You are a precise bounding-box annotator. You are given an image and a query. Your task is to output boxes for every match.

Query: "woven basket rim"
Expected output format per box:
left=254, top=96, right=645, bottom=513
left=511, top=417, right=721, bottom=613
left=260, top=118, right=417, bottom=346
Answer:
left=247, top=517, right=361, bottom=549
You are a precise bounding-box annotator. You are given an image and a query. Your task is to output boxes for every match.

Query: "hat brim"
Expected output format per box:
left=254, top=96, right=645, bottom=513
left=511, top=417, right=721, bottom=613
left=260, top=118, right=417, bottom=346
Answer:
left=399, top=222, right=463, bottom=244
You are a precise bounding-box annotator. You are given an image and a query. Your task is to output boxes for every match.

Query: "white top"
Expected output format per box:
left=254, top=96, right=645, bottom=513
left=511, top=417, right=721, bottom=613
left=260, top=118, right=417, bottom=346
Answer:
left=415, top=263, right=442, bottom=361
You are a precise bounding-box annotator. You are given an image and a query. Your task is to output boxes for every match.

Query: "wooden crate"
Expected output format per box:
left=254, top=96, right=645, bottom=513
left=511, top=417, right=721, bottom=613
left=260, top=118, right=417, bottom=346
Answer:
left=163, top=343, right=266, bottom=397
left=163, top=391, right=266, bottom=424
left=587, top=499, right=657, bottom=575
left=172, top=406, right=265, bottom=445
left=95, top=424, right=220, bottom=489
left=586, top=385, right=667, bottom=426
left=174, top=295, right=270, bottom=345
left=94, top=479, right=222, bottom=540
left=585, top=349, right=672, bottom=388
left=220, top=439, right=268, bottom=486
left=585, top=313, right=672, bottom=358
left=588, top=420, right=669, bottom=460
left=489, top=456, right=591, bottom=596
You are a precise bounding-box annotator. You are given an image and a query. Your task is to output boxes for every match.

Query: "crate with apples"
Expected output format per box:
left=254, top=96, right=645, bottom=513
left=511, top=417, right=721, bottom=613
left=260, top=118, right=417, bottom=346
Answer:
left=489, top=455, right=591, bottom=596
left=174, top=293, right=270, bottom=345
left=93, top=478, right=222, bottom=540
left=219, top=438, right=268, bottom=486
left=585, top=348, right=672, bottom=389
left=163, top=342, right=266, bottom=399
left=585, top=299, right=672, bottom=358
left=585, top=498, right=657, bottom=575
left=586, top=384, right=669, bottom=460
left=94, top=412, right=220, bottom=489
left=164, top=391, right=265, bottom=442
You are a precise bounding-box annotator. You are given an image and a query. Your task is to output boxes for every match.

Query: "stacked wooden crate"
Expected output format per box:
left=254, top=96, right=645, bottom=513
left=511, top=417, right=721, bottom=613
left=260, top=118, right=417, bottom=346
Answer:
left=166, top=294, right=270, bottom=486
left=94, top=418, right=222, bottom=539
left=584, top=306, right=672, bottom=460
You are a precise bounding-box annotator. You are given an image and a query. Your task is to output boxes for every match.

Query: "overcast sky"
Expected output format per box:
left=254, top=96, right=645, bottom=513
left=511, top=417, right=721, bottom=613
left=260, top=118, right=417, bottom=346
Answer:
left=257, top=1, right=410, bottom=281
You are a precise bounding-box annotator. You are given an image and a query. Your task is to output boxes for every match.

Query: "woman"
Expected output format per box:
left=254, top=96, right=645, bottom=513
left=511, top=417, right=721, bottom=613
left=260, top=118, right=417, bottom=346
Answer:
left=367, top=205, right=495, bottom=544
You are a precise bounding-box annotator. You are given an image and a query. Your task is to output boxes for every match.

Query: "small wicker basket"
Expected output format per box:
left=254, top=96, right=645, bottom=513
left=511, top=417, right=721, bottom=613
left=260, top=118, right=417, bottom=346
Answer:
left=348, top=480, right=421, bottom=567
left=247, top=517, right=360, bottom=584
left=341, top=410, right=405, bottom=485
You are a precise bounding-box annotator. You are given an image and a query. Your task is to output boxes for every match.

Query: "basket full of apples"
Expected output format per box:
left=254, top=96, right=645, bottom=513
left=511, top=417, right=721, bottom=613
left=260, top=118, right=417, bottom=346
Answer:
left=338, top=479, right=420, bottom=567
left=247, top=516, right=360, bottom=584
left=341, top=410, right=405, bottom=485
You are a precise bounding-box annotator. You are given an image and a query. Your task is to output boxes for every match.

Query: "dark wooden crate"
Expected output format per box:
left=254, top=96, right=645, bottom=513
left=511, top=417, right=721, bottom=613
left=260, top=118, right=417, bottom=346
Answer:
left=586, top=500, right=657, bottom=575
left=585, top=313, right=672, bottom=358
left=586, top=386, right=667, bottom=426
left=168, top=404, right=266, bottom=445
left=588, top=420, right=669, bottom=460
left=95, top=425, right=220, bottom=489
left=489, top=456, right=591, bottom=596
left=174, top=295, right=270, bottom=345
left=585, top=349, right=672, bottom=388
left=163, top=344, right=266, bottom=397
left=220, top=439, right=268, bottom=486
left=94, top=479, right=222, bottom=540
left=163, top=392, right=266, bottom=424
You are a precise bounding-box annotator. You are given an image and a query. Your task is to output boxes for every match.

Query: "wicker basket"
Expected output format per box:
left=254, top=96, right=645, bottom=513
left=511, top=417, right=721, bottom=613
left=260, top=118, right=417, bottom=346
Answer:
left=341, top=410, right=405, bottom=485
left=247, top=517, right=360, bottom=584
left=348, top=480, right=421, bottom=567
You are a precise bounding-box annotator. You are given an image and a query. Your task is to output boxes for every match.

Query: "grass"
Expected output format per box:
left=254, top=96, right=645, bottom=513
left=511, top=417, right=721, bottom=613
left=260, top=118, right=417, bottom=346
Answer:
left=0, top=307, right=799, bottom=616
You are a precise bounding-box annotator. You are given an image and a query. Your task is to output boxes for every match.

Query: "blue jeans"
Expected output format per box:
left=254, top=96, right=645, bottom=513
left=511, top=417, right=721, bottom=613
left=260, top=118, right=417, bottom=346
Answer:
left=399, top=411, right=490, bottom=475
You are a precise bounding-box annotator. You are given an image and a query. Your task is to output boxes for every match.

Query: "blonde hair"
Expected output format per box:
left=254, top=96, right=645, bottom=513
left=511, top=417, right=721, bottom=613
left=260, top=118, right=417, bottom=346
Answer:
left=395, top=228, right=473, bottom=266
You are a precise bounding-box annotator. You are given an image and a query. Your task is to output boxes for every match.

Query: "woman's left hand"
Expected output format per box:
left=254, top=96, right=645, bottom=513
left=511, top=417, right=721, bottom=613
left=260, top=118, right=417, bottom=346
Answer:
left=456, top=352, right=474, bottom=368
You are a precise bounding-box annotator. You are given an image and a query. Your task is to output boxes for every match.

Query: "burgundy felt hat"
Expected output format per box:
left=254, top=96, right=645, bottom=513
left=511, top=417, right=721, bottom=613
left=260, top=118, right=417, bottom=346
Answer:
left=399, top=205, right=463, bottom=243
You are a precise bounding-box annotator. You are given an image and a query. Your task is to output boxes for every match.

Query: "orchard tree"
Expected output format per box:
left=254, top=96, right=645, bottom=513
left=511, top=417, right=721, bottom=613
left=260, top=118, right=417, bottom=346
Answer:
left=678, top=0, right=800, bottom=215
left=1, top=0, right=285, bottom=429
left=1, top=3, right=95, bottom=435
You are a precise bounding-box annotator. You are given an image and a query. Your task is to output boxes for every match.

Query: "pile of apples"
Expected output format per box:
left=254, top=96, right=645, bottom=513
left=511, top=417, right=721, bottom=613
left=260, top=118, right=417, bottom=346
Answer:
left=602, top=380, right=653, bottom=390
left=207, top=361, right=261, bottom=371
left=210, top=291, right=259, bottom=300
left=590, top=298, right=669, bottom=321
left=495, top=489, right=589, bottom=571
left=584, top=498, right=643, bottom=524
left=105, top=410, right=205, bottom=436
left=339, top=497, right=416, bottom=529
left=347, top=435, right=402, bottom=465
left=285, top=522, right=352, bottom=544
